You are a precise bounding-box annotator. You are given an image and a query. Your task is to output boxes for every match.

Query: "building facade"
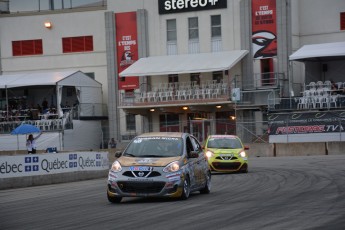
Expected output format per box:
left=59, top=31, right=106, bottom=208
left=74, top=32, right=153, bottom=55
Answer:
left=0, top=0, right=345, bottom=147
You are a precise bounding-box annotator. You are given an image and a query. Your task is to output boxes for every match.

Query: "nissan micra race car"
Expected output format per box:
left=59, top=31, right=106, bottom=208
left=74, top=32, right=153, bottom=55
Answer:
left=204, top=135, right=249, bottom=173
left=107, top=132, right=211, bottom=203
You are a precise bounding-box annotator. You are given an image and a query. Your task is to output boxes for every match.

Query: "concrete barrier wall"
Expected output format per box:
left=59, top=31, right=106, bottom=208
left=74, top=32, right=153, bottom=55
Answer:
left=0, top=170, right=108, bottom=190
left=245, top=143, right=275, bottom=157
left=1, top=142, right=344, bottom=190
left=246, top=141, right=345, bottom=157
left=0, top=151, right=110, bottom=190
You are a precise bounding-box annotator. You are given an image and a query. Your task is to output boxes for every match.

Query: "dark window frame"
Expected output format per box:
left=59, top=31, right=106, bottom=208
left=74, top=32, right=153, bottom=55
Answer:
left=211, top=15, right=222, bottom=38
left=126, top=113, right=136, bottom=131
left=167, top=19, right=177, bottom=42
left=188, top=17, right=199, bottom=40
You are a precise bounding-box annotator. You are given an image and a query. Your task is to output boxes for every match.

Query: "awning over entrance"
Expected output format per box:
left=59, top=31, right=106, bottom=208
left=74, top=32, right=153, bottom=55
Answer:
left=289, top=41, right=345, bottom=62
left=119, top=50, right=249, bottom=77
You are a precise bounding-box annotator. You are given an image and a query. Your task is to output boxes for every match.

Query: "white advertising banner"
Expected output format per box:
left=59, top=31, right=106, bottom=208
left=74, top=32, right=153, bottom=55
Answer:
left=0, top=152, right=109, bottom=179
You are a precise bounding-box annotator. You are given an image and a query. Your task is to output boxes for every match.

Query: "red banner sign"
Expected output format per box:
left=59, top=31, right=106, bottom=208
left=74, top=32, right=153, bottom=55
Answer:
left=115, top=12, right=139, bottom=90
left=251, top=0, right=277, bottom=59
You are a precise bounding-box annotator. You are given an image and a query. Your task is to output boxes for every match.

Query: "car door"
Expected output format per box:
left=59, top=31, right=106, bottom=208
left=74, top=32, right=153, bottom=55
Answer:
left=185, top=136, right=199, bottom=189
left=188, top=135, right=205, bottom=187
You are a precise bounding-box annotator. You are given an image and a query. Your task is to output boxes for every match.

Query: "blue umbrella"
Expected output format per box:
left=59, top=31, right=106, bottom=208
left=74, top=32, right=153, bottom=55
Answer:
left=11, top=124, right=41, bottom=150
left=11, top=124, right=41, bottom=135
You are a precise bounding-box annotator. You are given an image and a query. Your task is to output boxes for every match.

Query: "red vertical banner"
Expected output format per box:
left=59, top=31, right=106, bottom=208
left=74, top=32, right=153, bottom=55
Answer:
left=251, top=0, right=277, bottom=59
left=115, top=12, right=139, bottom=90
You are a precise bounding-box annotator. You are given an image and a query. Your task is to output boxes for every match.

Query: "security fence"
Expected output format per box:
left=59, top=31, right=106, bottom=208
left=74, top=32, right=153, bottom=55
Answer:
left=111, top=119, right=269, bottom=145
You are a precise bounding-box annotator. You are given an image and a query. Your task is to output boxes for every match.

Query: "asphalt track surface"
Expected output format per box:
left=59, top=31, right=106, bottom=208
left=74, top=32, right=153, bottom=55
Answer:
left=1, top=155, right=345, bottom=230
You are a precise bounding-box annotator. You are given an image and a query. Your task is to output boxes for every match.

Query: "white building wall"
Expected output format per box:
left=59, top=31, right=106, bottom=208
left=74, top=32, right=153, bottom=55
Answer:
left=0, top=10, right=108, bottom=104
left=298, top=0, right=345, bottom=45
left=109, top=0, right=243, bottom=56
left=1, top=0, right=344, bottom=146
left=290, top=0, right=345, bottom=93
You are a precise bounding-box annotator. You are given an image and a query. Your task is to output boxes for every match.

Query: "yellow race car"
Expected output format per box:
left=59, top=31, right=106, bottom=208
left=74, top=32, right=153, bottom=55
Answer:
left=204, top=135, right=249, bottom=173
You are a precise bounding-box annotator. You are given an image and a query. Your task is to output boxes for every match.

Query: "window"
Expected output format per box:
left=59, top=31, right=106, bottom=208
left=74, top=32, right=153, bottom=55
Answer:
left=85, top=72, right=95, bottom=79
left=191, top=73, right=200, bottom=85
left=211, top=15, right=221, bottom=38
left=190, top=136, right=202, bottom=152
left=126, top=113, right=136, bottom=131
left=213, top=71, right=223, bottom=83
left=159, top=114, right=179, bottom=132
left=188, top=17, right=199, bottom=40
left=62, top=36, right=93, bottom=53
left=341, top=12, right=345, bottom=30
left=167, top=19, right=178, bottom=55
left=167, top=19, right=177, bottom=42
left=168, top=74, right=178, bottom=83
left=12, top=39, right=43, bottom=56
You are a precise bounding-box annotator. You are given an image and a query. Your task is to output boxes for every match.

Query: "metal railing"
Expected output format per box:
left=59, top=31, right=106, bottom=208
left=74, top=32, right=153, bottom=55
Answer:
left=119, top=81, right=231, bottom=107
left=240, top=72, right=284, bottom=90
left=268, top=96, right=345, bottom=112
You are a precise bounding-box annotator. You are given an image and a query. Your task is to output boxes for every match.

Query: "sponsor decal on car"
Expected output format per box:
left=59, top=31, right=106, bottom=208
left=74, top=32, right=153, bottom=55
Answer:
left=129, top=166, right=153, bottom=171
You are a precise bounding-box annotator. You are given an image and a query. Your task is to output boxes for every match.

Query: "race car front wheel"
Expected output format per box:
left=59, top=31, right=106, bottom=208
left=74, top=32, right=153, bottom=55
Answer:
left=180, top=176, right=190, bottom=200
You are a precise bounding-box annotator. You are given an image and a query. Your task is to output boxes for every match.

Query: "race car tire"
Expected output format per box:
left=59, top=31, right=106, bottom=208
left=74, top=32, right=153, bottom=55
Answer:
left=107, top=193, right=122, bottom=203
left=180, top=176, right=190, bottom=200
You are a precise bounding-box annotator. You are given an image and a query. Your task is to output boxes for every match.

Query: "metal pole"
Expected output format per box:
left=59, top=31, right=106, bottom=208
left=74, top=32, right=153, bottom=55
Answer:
left=6, top=85, right=8, bottom=122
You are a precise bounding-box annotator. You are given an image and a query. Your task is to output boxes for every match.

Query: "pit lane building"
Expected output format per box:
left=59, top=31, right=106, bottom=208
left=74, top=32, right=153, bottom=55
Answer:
left=0, top=0, right=345, bottom=149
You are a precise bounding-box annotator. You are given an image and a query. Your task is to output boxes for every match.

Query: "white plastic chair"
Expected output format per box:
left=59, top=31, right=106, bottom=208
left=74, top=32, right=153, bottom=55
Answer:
left=138, top=92, right=147, bottom=102
left=321, top=95, right=330, bottom=109
left=308, top=82, right=316, bottom=90
left=297, top=97, right=308, bottom=109
left=336, top=82, right=343, bottom=89
left=212, top=88, right=221, bottom=98
left=330, top=95, right=338, bottom=108
left=314, top=95, right=324, bottom=109
left=204, top=89, right=212, bottom=99
left=316, top=81, right=323, bottom=89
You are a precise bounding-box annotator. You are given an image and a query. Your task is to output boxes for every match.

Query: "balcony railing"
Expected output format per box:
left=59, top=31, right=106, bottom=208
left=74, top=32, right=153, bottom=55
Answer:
left=268, top=96, right=345, bottom=112
left=239, top=72, right=284, bottom=90
left=119, top=80, right=231, bottom=107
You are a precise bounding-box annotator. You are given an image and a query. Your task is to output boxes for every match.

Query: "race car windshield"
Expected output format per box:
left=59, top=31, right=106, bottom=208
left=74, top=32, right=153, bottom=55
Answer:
left=123, top=137, right=183, bottom=157
left=207, top=138, right=242, bottom=149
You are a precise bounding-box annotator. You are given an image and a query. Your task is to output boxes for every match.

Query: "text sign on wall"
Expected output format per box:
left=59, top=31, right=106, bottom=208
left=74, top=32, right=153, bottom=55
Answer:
left=0, top=152, right=109, bottom=179
left=115, top=12, right=139, bottom=90
left=251, top=0, right=277, bottom=58
left=158, top=0, right=227, bottom=15
left=268, top=111, right=345, bottom=135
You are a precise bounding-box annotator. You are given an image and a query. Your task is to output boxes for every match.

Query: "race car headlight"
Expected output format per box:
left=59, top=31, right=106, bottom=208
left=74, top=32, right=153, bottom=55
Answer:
left=111, top=161, right=122, bottom=172
left=239, top=151, right=247, bottom=158
left=205, top=150, right=214, bottom=159
left=163, top=161, right=180, bottom=173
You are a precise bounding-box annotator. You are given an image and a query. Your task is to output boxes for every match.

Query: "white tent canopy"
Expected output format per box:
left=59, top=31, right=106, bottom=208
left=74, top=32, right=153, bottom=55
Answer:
left=289, top=41, right=345, bottom=62
left=0, top=70, right=102, bottom=117
left=0, top=71, right=101, bottom=88
left=119, top=50, right=249, bottom=77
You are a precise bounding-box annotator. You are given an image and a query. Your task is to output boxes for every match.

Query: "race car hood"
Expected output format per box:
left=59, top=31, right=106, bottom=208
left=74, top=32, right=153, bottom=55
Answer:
left=207, top=148, right=242, bottom=155
left=117, top=156, right=182, bottom=167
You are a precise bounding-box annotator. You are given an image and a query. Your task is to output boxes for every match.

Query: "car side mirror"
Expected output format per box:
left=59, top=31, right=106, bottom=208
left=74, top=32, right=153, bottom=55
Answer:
left=244, top=146, right=250, bottom=150
left=115, top=151, right=122, bottom=158
left=189, top=151, right=199, bottom=158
